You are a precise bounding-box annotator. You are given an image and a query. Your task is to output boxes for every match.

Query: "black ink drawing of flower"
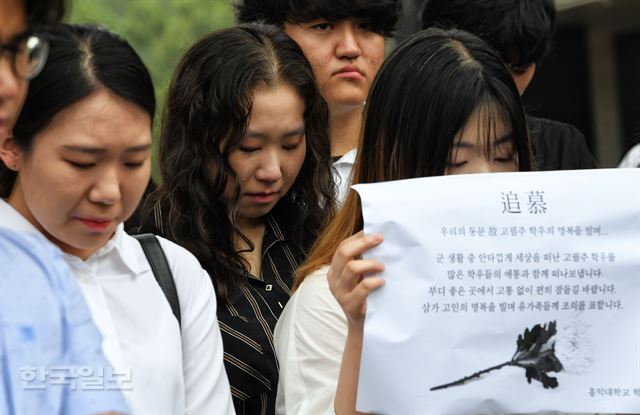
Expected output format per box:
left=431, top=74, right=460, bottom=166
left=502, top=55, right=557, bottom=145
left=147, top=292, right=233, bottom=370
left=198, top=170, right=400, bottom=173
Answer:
left=430, top=321, right=564, bottom=391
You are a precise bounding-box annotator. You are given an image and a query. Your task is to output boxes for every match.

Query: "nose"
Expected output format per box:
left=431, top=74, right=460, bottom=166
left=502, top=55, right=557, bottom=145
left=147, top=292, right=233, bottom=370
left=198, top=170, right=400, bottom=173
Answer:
left=475, top=158, right=512, bottom=174
left=88, top=167, right=120, bottom=205
left=335, top=24, right=361, bottom=59
left=255, top=150, right=283, bottom=183
left=466, top=158, right=498, bottom=174
left=479, top=160, right=494, bottom=173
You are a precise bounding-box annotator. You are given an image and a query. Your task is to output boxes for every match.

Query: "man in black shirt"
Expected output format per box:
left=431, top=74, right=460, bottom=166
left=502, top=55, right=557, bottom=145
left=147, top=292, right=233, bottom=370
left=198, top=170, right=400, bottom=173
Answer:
left=421, top=0, right=595, bottom=170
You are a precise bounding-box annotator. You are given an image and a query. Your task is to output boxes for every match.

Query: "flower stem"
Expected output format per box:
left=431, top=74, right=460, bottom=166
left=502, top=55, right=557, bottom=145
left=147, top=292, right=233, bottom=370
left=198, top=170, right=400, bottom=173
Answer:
left=430, top=361, right=513, bottom=391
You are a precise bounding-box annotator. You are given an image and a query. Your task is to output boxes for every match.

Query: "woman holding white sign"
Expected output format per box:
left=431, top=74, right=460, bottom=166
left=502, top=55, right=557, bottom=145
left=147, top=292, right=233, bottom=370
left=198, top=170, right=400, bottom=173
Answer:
left=274, top=28, right=536, bottom=414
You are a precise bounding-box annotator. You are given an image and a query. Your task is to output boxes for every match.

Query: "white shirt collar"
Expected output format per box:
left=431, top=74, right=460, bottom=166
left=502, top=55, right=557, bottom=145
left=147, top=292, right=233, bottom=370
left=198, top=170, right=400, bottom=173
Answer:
left=333, top=148, right=357, bottom=166
left=1, top=199, right=147, bottom=275
left=65, top=225, right=149, bottom=275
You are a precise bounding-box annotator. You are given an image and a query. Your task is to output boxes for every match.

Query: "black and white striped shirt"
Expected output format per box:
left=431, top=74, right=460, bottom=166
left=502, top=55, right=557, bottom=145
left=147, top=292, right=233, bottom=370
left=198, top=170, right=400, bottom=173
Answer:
left=219, top=215, right=303, bottom=415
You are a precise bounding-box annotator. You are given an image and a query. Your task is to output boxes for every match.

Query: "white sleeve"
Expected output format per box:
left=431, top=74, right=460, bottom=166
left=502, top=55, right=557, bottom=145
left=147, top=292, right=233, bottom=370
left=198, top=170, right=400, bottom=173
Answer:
left=158, top=237, right=235, bottom=415
left=275, top=269, right=347, bottom=415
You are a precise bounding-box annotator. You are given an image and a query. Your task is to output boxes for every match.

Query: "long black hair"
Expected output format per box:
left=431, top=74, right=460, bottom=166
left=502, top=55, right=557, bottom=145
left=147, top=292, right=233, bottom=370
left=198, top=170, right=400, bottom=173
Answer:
left=1, top=24, right=155, bottom=198
left=142, top=24, right=335, bottom=303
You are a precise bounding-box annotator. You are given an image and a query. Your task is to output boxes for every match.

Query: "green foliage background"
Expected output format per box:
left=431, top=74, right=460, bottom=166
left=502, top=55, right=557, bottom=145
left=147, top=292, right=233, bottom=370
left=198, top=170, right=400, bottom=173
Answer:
left=70, top=0, right=236, bottom=176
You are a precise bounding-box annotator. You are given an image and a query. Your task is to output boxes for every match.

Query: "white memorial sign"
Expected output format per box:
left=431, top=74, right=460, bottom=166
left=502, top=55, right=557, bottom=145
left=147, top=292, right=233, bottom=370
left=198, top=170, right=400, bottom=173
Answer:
left=354, top=169, right=640, bottom=414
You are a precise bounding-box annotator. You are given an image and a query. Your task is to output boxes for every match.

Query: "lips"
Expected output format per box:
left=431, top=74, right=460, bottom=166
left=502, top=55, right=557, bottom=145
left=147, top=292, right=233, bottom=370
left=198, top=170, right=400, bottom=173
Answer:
left=245, top=191, right=279, bottom=204
left=334, top=65, right=365, bottom=81
left=76, top=216, right=114, bottom=231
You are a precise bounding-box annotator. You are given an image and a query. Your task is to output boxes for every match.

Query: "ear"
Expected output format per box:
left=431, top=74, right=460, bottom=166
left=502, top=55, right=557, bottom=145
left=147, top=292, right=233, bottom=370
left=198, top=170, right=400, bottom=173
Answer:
left=0, top=135, right=23, bottom=172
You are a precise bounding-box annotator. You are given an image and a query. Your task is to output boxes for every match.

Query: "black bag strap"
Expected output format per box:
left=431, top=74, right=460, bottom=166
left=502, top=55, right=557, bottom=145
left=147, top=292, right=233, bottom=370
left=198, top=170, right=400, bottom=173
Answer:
left=133, top=234, right=181, bottom=328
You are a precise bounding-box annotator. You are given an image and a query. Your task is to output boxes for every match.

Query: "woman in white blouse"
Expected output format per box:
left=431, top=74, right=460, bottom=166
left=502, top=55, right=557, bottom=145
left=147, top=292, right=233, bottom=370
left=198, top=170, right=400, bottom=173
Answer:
left=272, top=28, right=601, bottom=415
left=0, top=24, right=234, bottom=414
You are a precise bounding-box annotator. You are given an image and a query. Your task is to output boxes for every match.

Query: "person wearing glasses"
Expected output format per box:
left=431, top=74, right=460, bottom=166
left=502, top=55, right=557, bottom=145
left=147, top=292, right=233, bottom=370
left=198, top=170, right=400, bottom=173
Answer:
left=0, top=0, right=58, bottom=144
left=1, top=1, right=128, bottom=414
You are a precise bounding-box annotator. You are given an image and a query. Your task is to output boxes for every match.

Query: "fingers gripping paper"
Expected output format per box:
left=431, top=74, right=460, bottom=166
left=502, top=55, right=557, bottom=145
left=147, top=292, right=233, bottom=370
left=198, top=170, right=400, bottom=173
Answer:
left=353, top=169, right=640, bottom=415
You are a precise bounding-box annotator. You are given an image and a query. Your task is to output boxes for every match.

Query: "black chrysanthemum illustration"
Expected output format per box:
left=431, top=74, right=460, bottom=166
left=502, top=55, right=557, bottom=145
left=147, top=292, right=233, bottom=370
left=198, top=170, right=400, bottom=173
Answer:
left=431, top=321, right=563, bottom=391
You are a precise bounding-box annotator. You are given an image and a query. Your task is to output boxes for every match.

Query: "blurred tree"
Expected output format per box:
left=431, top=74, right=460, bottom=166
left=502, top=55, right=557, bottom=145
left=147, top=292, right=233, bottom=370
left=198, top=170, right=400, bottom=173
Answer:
left=70, top=0, right=235, bottom=175
left=71, top=0, right=234, bottom=100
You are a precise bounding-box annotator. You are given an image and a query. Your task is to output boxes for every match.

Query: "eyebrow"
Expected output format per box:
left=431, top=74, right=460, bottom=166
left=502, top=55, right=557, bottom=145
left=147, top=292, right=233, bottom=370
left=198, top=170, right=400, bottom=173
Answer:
left=455, top=132, right=514, bottom=149
left=62, top=143, right=152, bottom=154
left=244, top=127, right=305, bottom=140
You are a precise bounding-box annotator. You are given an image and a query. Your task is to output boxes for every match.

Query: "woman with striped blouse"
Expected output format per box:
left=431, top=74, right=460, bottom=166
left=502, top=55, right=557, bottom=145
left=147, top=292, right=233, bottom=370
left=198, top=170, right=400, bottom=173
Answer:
left=138, top=24, right=336, bottom=414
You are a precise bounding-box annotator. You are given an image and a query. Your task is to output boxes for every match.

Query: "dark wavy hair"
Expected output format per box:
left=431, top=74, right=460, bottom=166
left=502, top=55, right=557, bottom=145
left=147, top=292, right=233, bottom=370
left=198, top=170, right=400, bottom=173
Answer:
left=1, top=24, right=155, bottom=198
left=297, top=28, right=534, bottom=286
left=236, top=0, right=401, bottom=37
left=142, top=24, right=335, bottom=303
left=421, top=0, right=556, bottom=70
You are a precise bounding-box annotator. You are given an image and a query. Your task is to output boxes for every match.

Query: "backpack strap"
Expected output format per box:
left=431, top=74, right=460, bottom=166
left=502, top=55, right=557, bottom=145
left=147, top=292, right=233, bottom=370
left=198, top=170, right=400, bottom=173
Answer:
left=133, top=234, right=181, bottom=328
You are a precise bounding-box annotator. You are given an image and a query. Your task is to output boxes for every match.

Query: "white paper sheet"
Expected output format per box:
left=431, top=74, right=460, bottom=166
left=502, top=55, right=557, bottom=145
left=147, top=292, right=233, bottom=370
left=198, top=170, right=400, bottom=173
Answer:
left=353, top=169, right=640, bottom=415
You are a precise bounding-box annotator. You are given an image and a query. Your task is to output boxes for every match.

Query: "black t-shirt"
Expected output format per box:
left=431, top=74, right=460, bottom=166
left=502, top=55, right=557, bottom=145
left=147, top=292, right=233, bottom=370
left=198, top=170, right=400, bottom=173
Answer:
left=527, top=115, right=596, bottom=170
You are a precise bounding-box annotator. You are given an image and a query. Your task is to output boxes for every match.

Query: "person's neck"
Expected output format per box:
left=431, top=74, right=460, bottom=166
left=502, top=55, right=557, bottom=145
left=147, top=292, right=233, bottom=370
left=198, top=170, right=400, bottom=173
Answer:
left=236, top=215, right=265, bottom=243
left=235, top=215, right=266, bottom=277
left=329, top=104, right=364, bottom=158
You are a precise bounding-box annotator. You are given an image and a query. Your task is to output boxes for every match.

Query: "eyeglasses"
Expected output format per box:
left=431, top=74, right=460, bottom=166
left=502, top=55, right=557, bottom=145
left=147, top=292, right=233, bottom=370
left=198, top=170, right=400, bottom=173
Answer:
left=0, top=34, right=49, bottom=80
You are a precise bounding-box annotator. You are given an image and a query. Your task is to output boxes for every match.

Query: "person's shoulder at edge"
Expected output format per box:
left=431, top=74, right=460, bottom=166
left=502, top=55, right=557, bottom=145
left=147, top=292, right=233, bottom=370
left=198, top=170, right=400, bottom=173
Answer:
left=279, top=265, right=346, bottom=334
left=0, top=228, right=130, bottom=415
left=275, top=265, right=346, bottom=415
left=291, top=265, right=339, bottom=302
left=618, top=142, right=640, bottom=168
left=121, top=231, right=235, bottom=414
left=119, top=229, right=216, bottom=327
left=526, top=115, right=595, bottom=170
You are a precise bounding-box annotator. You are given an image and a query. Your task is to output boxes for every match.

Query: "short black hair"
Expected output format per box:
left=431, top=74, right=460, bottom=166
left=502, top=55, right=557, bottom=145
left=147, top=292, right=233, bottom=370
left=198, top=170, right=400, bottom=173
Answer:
left=25, top=0, right=66, bottom=27
left=421, top=0, right=556, bottom=68
left=236, top=0, right=401, bottom=37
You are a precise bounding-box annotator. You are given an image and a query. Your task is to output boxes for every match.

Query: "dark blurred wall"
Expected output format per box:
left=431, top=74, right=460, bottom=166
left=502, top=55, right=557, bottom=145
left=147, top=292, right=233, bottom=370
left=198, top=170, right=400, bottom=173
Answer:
left=615, top=30, right=640, bottom=152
